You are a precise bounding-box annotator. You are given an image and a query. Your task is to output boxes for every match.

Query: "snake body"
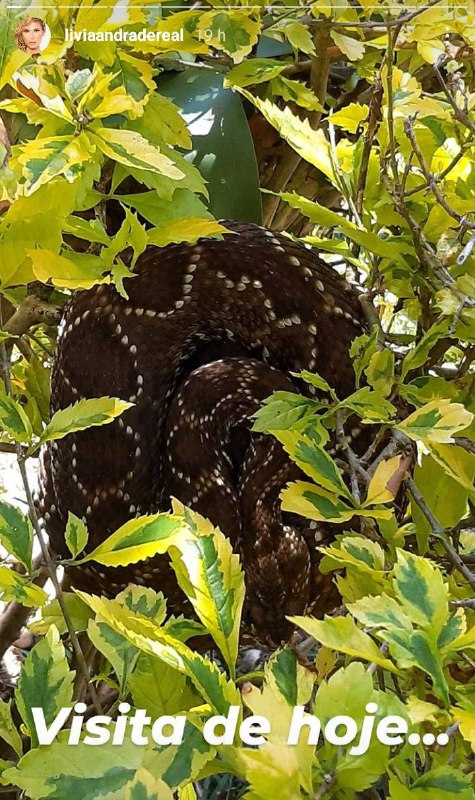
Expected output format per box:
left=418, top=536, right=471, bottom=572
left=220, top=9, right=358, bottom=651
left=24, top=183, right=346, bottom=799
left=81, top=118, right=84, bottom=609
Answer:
left=38, top=221, right=364, bottom=639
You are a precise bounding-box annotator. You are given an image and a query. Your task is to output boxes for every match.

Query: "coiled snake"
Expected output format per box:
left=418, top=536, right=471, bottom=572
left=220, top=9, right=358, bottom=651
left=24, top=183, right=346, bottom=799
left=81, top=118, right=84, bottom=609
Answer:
left=37, top=221, right=365, bottom=641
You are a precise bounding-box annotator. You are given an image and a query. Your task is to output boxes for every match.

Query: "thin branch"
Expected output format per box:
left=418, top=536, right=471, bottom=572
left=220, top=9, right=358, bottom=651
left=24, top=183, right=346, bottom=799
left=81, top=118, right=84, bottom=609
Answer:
left=0, top=326, right=103, bottom=714
left=355, top=77, right=383, bottom=219
left=434, top=62, right=475, bottom=134
left=404, top=116, right=475, bottom=230
left=309, top=0, right=443, bottom=29
left=406, top=475, right=475, bottom=593
left=2, top=296, right=61, bottom=340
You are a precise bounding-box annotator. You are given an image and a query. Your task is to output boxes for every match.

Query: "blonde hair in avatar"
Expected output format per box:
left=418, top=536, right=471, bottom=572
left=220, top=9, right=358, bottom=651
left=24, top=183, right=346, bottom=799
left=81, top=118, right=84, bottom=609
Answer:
left=15, top=17, right=46, bottom=53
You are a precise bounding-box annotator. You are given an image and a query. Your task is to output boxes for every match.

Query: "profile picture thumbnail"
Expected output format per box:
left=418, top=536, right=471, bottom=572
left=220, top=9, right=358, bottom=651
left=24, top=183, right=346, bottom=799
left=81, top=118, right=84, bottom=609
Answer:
left=14, top=17, right=51, bottom=55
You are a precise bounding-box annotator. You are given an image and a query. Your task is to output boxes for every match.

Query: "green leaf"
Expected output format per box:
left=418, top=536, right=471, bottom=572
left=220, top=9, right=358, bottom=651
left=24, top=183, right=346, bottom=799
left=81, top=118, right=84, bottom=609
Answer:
left=426, top=443, right=475, bottom=499
left=128, top=654, right=199, bottom=717
left=389, top=769, right=473, bottom=800
left=0, top=699, right=23, bottom=756
left=15, top=626, right=74, bottom=748
left=290, top=615, right=397, bottom=671
left=147, top=219, right=228, bottom=248
left=65, top=512, right=89, bottom=559
left=281, top=481, right=357, bottom=523
left=283, top=22, right=316, bottom=56
left=16, top=134, right=91, bottom=195
left=239, top=95, right=337, bottom=186
left=348, top=593, right=412, bottom=631
left=169, top=500, right=245, bottom=678
left=281, top=481, right=392, bottom=523
left=29, top=249, right=107, bottom=290
left=273, top=430, right=353, bottom=500
left=224, top=58, right=287, bottom=88
left=270, top=76, right=323, bottom=111
left=330, top=30, right=365, bottom=60
left=29, top=593, right=93, bottom=636
left=412, top=454, right=473, bottom=546
left=279, top=193, right=408, bottom=263
left=198, top=10, right=261, bottom=63
left=89, top=127, right=184, bottom=179
left=366, top=348, right=395, bottom=396
left=88, top=618, right=139, bottom=689
left=401, top=321, right=451, bottom=379
left=0, top=501, right=33, bottom=569
left=0, top=386, right=33, bottom=442
left=0, top=566, right=47, bottom=607
left=83, top=513, right=185, bottom=568
left=38, top=397, right=133, bottom=447
left=393, top=550, right=449, bottom=636
left=338, top=386, right=396, bottom=423
left=76, top=593, right=241, bottom=715
left=251, top=391, right=316, bottom=433
left=330, top=103, right=368, bottom=133
left=4, top=736, right=142, bottom=800
left=396, top=399, right=473, bottom=444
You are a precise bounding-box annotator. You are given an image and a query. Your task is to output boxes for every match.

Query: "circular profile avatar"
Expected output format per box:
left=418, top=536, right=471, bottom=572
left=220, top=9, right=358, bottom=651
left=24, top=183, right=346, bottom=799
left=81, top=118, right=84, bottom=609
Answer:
left=15, top=17, right=51, bottom=55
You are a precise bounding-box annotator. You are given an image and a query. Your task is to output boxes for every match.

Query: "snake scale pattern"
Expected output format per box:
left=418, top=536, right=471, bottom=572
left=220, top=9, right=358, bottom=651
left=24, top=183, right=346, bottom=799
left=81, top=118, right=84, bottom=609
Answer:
left=37, top=221, right=365, bottom=640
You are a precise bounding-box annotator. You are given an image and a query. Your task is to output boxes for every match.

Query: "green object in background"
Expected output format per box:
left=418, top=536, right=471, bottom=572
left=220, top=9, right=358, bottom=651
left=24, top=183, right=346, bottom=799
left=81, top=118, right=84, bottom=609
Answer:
left=158, top=68, right=262, bottom=225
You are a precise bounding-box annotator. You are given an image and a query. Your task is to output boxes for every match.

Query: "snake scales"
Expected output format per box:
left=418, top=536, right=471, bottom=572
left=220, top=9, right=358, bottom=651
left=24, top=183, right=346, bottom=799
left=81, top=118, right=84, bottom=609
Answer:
left=37, top=221, right=365, bottom=641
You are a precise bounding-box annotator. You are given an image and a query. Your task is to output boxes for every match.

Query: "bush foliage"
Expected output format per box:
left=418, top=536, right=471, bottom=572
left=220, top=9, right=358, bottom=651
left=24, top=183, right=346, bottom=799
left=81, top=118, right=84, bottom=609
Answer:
left=0, top=1, right=474, bottom=798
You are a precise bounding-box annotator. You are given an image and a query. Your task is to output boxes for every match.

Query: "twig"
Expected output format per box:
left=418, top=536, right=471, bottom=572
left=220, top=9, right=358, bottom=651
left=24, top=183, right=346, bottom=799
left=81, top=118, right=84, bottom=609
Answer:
left=406, top=475, right=475, bottom=592
left=310, top=0, right=443, bottom=29
left=453, top=437, right=475, bottom=455
left=434, top=62, right=475, bottom=134
left=404, top=116, right=475, bottom=230
left=367, top=642, right=389, bottom=675
left=355, top=77, right=383, bottom=219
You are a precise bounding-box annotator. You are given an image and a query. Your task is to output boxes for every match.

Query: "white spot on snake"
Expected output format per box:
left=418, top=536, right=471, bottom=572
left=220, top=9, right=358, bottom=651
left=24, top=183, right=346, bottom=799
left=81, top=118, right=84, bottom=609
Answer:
left=121, top=335, right=129, bottom=345
left=253, top=279, right=262, bottom=289
left=289, top=256, right=300, bottom=266
left=145, top=310, right=156, bottom=318
left=135, top=308, right=144, bottom=316
left=308, top=323, right=317, bottom=334
left=175, top=300, right=184, bottom=309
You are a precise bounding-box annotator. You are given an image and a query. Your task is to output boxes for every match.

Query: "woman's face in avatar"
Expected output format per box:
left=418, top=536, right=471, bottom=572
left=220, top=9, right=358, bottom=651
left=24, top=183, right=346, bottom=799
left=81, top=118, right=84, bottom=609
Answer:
left=22, top=22, right=44, bottom=52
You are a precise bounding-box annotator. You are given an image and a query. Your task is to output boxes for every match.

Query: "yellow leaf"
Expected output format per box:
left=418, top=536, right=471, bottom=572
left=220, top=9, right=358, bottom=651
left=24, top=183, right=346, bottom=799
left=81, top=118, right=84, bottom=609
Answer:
left=330, top=103, right=368, bottom=133
left=366, top=456, right=404, bottom=505
left=450, top=706, right=475, bottom=753
left=331, top=30, right=365, bottom=61
left=396, top=399, right=473, bottom=444
left=28, top=249, right=108, bottom=289
left=290, top=615, right=397, bottom=672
